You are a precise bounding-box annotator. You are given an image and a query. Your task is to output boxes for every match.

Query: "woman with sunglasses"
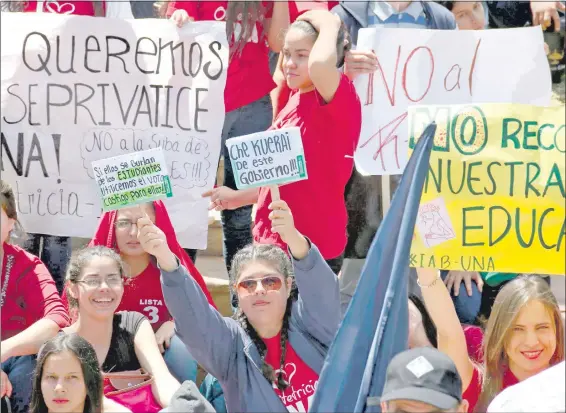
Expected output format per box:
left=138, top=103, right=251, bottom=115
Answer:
left=140, top=199, right=340, bottom=412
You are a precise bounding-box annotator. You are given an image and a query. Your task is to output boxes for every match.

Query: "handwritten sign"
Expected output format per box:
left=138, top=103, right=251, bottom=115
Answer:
left=354, top=27, right=552, bottom=176
left=92, top=148, right=172, bottom=211
left=225, top=127, right=308, bottom=189
left=0, top=13, right=228, bottom=248
left=409, top=103, right=565, bottom=276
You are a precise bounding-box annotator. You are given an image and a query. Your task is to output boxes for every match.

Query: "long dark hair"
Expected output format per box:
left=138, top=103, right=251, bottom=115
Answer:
left=225, top=1, right=269, bottom=57
left=1, top=1, right=105, bottom=16
left=153, top=1, right=268, bottom=57
left=230, top=244, right=297, bottom=391
left=409, top=294, right=438, bottom=348
left=30, top=334, right=103, bottom=413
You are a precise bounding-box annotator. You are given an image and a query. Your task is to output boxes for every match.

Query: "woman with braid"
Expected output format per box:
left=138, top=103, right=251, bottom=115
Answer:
left=137, top=199, right=340, bottom=412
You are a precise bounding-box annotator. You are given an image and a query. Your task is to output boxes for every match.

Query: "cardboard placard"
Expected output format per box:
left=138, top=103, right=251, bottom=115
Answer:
left=92, top=148, right=172, bottom=211
left=226, top=127, right=308, bottom=189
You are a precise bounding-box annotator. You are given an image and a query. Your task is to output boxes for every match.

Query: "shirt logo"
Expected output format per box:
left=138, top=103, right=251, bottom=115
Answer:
left=273, top=362, right=297, bottom=389
left=37, top=1, right=76, bottom=15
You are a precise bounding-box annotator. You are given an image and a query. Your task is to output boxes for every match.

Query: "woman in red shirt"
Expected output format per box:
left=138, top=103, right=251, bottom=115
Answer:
left=1, top=180, right=70, bottom=413
left=168, top=1, right=290, bottom=274
left=416, top=268, right=564, bottom=412
left=84, top=201, right=216, bottom=384
left=206, top=9, right=361, bottom=274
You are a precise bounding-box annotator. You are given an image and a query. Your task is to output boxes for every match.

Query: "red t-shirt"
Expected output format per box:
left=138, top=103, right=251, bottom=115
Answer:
left=167, top=1, right=275, bottom=112
left=253, top=74, right=362, bottom=259
left=23, top=1, right=104, bottom=15
left=463, top=366, right=519, bottom=412
left=289, top=1, right=339, bottom=22
left=464, top=325, right=484, bottom=363
left=264, top=333, right=320, bottom=412
left=1, top=243, right=70, bottom=340
left=116, top=264, right=171, bottom=331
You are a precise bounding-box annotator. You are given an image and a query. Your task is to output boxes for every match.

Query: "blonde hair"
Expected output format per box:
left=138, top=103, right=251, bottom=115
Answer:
left=477, top=275, right=564, bottom=410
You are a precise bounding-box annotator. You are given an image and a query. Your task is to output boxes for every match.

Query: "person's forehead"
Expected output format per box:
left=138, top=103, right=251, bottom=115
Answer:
left=452, top=1, right=476, bottom=11
left=43, top=351, right=82, bottom=370
left=81, top=256, right=120, bottom=275
left=117, top=204, right=154, bottom=220
left=239, top=272, right=282, bottom=282
left=284, top=29, right=314, bottom=48
left=389, top=399, right=440, bottom=412
left=238, top=261, right=282, bottom=281
left=514, top=300, right=553, bottom=324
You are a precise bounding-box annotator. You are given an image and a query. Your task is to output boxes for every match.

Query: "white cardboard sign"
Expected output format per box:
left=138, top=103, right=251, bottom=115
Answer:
left=354, top=26, right=552, bottom=176
left=1, top=13, right=229, bottom=248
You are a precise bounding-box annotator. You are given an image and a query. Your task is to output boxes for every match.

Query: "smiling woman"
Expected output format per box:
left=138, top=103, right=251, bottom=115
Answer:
left=63, top=246, right=181, bottom=412
left=416, top=268, right=565, bottom=412
left=60, top=201, right=216, bottom=385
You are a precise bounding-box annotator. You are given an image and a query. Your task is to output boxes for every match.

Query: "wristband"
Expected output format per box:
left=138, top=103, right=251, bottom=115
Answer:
left=417, top=272, right=441, bottom=288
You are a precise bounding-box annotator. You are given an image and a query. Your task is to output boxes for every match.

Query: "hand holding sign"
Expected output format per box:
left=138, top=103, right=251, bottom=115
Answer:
left=344, top=50, right=378, bottom=81
left=269, top=200, right=309, bottom=260
left=170, top=8, right=194, bottom=27
left=530, top=1, right=565, bottom=30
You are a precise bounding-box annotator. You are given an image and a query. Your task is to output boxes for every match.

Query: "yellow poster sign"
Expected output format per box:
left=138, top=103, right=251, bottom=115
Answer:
left=409, top=103, right=565, bottom=275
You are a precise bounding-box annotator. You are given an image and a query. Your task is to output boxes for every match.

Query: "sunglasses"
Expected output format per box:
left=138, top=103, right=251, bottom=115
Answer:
left=237, top=276, right=283, bottom=295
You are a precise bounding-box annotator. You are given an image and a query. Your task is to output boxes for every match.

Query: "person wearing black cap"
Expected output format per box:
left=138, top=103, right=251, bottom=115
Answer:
left=378, top=348, right=469, bottom=413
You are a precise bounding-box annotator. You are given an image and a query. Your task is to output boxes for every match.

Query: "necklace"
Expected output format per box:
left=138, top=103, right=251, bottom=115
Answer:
left=1, top=255, right=15, bottom=308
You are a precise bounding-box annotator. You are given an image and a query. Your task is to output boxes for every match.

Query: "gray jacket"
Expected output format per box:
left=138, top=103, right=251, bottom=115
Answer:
left=161, top=244, right=341, bottom=413
left=333, top=1, right=457, bottom=46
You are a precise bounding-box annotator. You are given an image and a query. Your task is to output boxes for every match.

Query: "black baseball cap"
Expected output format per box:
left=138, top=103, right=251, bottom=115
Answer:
left=380, top=347, right=463, bottom=410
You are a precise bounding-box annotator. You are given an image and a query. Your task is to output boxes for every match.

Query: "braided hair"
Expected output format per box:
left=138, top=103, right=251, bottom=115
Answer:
left=230, top=244, right=297, bottom=392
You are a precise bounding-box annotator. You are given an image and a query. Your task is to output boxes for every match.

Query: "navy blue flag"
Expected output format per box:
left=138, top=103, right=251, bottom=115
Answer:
left=309, top=123, right=437, bottom=413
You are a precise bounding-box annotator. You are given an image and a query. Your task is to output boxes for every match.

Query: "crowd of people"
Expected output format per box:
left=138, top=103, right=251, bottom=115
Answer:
left=1, top=1, right=565, bottom=413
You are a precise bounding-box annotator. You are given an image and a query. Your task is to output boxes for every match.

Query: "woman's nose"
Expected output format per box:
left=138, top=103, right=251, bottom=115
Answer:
left=129, top=223, right=138, bottom=236
left=54, top=380, right=66, bottom=393
left=254, top=282, right=267, bottom=295
left=284, top=57, right=296, bottom=69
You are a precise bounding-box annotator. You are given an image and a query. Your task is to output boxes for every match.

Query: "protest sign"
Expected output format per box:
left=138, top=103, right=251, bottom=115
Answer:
left=225, top=127, right=308, bottom=189
left=409, top=103, right=565, bottom=276
left=354, top=26, right=552, bottom=176
left=0, top=13, right=228, bottom=248
left=92, top=148, right=172, bottom=211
